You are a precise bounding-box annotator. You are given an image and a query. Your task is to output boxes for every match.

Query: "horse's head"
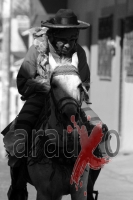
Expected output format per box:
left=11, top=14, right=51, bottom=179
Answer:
left=49, top=52, right=89, bottom=128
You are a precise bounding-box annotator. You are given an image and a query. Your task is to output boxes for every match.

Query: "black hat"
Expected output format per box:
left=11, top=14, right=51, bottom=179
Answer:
left=41, top=9, right=90, bottom=29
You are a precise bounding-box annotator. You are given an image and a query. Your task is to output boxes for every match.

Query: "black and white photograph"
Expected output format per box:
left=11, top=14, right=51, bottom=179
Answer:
left=0, top=1, right=133, bottom=200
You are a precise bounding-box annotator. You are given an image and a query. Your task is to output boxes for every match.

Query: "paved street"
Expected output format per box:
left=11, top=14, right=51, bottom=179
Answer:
left=94, top=153, right=133, bottom=200
left=0, top=153, right=133, bottom=200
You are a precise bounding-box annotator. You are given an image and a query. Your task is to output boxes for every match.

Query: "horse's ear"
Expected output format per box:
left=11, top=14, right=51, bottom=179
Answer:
left=72, top=52, right=78, bottom=68
left=49, top=52, right=58, bottom=71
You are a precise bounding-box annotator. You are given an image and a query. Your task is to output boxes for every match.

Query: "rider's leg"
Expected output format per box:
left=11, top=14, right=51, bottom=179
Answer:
left=8, top=162, right=28, bottom=200
left=15, top=94, right=47, bottom=135
left=7, top=94, right=47, bottom=200
left=80, top=108, right=108, bottom=200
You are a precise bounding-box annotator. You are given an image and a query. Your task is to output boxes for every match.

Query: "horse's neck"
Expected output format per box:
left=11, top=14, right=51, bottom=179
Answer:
left=47, top=99, right=63, bottom=133
left=46, top=100, right=66, bottom=147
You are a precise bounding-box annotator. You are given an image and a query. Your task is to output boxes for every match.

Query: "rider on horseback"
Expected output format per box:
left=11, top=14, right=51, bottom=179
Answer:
left=2, top=9, right=108, bottom=200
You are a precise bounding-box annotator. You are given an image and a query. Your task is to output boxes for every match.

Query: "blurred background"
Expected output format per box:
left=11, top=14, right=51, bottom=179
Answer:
left=0, top=0, right=133, bottom=159
left=0, top=1, right=133, bottom=200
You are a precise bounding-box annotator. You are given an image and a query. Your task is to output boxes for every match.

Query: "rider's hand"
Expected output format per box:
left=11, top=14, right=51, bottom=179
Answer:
left=22, top=77, right=51, bottom=99
left=34, top=76, right=51, bottom=93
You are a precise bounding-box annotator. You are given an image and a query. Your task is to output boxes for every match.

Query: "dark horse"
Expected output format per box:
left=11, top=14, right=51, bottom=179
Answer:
left=6, top=53, right=102, bottom=200
left=27, top=53, right=101, bottom=200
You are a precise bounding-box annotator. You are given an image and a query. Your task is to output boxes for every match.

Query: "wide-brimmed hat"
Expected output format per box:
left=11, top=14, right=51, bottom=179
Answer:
left=41, top=9, right=90, bottom=29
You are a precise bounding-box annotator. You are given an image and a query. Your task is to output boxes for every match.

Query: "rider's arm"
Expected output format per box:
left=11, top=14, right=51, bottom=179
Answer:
left=77, top=44, right=90, bottom=91
left=17, top=45, right=50, bottom=99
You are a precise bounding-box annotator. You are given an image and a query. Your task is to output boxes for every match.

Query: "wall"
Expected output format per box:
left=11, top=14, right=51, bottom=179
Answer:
left=0, top=16, right=29, bottom=158
left=67, top=0, right=121, bottom=130
left=120, top=0, right=133, bottom=152
left=68, top=0, right=133, bottom=152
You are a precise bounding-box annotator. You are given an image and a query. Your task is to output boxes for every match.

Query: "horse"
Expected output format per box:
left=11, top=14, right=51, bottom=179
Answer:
left=27, top=53, right=98, bottom=200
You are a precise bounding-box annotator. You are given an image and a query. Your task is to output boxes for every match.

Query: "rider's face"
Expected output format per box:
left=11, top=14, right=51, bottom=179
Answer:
left=52, top=29, right=79, bottom=55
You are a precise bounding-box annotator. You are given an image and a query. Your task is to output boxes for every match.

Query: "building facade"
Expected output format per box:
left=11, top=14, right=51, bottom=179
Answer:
left=67, top=0, right=133, bottom=152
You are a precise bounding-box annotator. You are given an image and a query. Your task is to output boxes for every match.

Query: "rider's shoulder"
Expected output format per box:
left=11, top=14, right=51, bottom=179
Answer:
left=27, top=44, right=38, bottom=53
left=25, top=45, right=39, bottom=60
left=76, top=44, right=86, bottom=57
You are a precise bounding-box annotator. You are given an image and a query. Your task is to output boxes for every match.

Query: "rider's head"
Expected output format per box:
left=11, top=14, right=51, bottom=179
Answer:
left=41, top=9, right=90, bottom=55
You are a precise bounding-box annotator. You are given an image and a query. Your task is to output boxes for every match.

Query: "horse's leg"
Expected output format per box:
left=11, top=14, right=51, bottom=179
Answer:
left=36, top=192, right=62, bottom=200
left=87, top=173, right=95, bottom=200
left=36, top=191, right=50, bottom=200
left=87, top=169, right=101, bottom=200
left=28, top=162, right=63, bottom=200
left=70, top=166, right=89, bottom=200
left=89, top=168, right=101, bottom=186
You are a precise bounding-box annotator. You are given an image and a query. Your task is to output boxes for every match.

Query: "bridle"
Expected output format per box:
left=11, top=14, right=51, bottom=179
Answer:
left=50, top=65, right=82, bottom=122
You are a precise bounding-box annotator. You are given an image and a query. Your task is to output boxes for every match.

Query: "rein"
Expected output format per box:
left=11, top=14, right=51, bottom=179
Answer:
left=51, top=92, right=81, bottom=113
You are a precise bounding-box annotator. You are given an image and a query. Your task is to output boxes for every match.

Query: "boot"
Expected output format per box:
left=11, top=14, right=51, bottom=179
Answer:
left=7, top=161, right=28, bottom=200
left=7, top=185, right=28, bottom=200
